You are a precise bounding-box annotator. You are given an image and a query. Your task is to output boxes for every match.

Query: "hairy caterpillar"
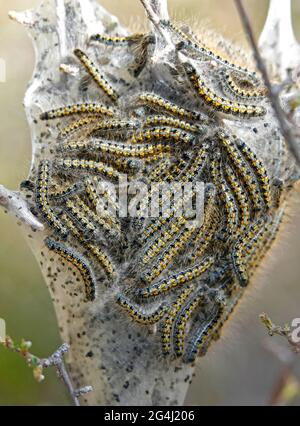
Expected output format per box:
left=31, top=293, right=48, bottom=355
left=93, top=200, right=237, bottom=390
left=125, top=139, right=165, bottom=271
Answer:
left=45, top=237, right=97, bottom=302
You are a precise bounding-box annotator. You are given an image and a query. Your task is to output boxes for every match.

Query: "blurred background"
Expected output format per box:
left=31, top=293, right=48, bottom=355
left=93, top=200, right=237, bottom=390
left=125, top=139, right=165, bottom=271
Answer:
left=0, top=0, right=300, bottom=406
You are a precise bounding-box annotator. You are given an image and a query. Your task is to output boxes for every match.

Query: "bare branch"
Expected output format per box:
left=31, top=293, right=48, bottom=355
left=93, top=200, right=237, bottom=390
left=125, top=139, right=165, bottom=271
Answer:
left=8, top=10, right=36, bottom=27
left=1, top=337, right=93, bottom=406
left=40, top=343, right=84, bottom=406
left=139, top=0, right=169, bottom=25
left=260, top=314, right=300, bottom=405
left=260, top=313, right=300, bottom=353
left=234, top=0, right=300, bottom=168
left=259, top=0, right=300, bottom=80
left=140, top=0, right=174, bottom=54
left=0, top=185, right=44, bottom=231
left=74, top=386, right=94, bottom=398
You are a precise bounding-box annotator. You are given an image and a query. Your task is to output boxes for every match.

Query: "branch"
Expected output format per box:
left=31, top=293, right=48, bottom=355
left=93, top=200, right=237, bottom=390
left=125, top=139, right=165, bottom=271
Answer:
left=260, top=313, right=300, bottom=353
left=8, top=10, right=36, bottom=27
left=234, top=0, right=300, bottom=168
left=258, top=0, right=300, bottom=80
left=1, top=336, right=93, bottom=406
left=139, top=0, right=169, bottom=25
left=139, top=0, right=174, bottom=58
left=0, top=185, right=44, bottom=231
left=260, top=314, right=300, bottom=405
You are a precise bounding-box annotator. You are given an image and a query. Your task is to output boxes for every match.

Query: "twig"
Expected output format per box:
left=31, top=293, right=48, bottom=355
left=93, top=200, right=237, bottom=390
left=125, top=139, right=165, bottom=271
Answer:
left=234, top=0, right=300, bottom=168
left=139, top=0, right=174, bottom=55
left=139, top=0, right=169, bottom=26
left=260, top=313, right=300, bottom=353
left=74, top=386, right=94, bottom=398
left=1, top=336, right=93, bottom=406
left=258, top=0, right=300, bottom=81
left=260, top=315, right=300, bottom=405
left=0, top=184, right=44, bottom=230
left=40, top=343, right=82, bottom=406
left=8, top=10, right=36, bottom=27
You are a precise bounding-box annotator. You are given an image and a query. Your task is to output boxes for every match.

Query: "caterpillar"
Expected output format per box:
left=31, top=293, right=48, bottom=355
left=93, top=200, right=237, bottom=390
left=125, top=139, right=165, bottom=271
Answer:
left=90, top=33, right=145, bottom=46
left=137, top=93, right=205, bottom=121
left=128, top=127, right=195, bottom=145
left=141, top=225, right=198, bottom=284
left=231, top=218, right=266, bottom=287
left=35, top=161, right=69, bottom=238
left=235, top=139, right=272, bottom=210
left=222, top=71, right=266, bottom=100
left=55, top=158, right=121, bottom=180
left=116, top=295, right=168, bottom=325
left=218, top=133, right=265, bottom=214
left=138, top=257, right=214, bottom=298
left=143, top=115, right=200, bottom=133
left=40, top=103, right=115, bottom=121
left=161, top=285, right=195, bottom=356
left=74, top=48, right=119, bottom=102
left=174, top=290, right=207, bottom=357
left=86, top=119, right=140, bottom=137
left=184, top=62, right=266, bottom=118
left=58, top=117, right=100, bottom=140
left=140, top=145, right=209, bottom=243
left=45, top=237, right=96, bottom=302
left=61, top=213, right=116, bottom=277
left=211, top=157, right=239, bottom=237
left=183, top=302, right=223, bottom=363
left=60, top=138, right=172, bottom=158
left=49, top=181, right=84, bottom=202
left=66, top=195, right=121, bottom=239
left=223, top=164, right=251, bottom=233
left=189, top=184, right=218, bottom=262
left=168, top=22, right=259, bottom=81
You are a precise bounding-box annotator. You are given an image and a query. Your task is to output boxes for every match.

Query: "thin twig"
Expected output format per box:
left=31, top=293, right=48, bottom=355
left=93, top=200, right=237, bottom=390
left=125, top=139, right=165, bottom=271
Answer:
left=260, top=314, right=300, bottom=405
left=0, top=184, right=43, bottom=230
left=234, top=0, right=300, bottom=167
left=140, top=0, right=160, bottom=26
left=40, top=343, right=82, bottom=406
left=139, top=0, right=173, bottom=50
left=260, top=313, right=300, bottom=353
left=1, top=337, right=93, bottom=406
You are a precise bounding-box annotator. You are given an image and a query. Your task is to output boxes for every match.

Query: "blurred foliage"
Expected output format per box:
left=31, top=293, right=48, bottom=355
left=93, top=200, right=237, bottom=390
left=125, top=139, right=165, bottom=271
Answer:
left=0, top=0, right=300, bottom=406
